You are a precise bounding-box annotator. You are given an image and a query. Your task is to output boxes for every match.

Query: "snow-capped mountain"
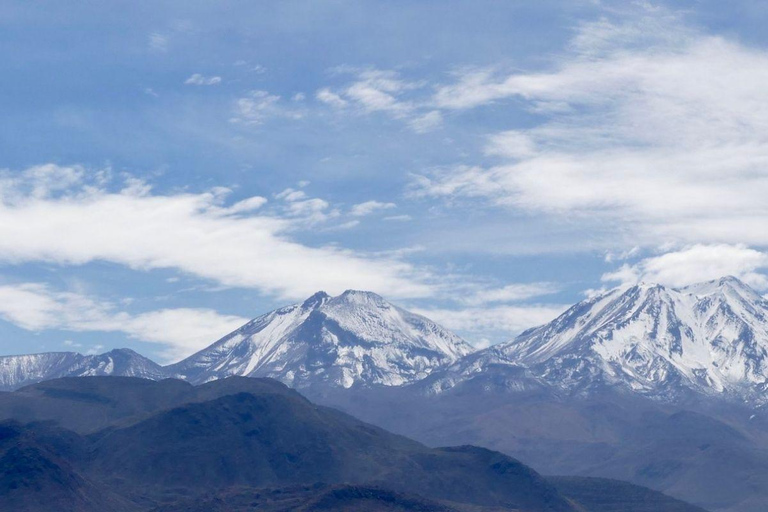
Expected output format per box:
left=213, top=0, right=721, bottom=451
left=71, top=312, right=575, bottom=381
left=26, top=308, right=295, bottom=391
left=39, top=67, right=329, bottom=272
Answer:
left=5, top=278, right=768, bottom=405
left=169, top=290, right=474, bottom=388
left=439, top=276, right=768, bottom=402
left=0, top=348, right=168, bottom=391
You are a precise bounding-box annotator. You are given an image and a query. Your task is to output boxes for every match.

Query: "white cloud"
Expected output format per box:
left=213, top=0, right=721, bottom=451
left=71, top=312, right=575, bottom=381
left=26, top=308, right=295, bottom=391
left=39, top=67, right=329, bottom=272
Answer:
left=326, top=220, right=360, bottom=231
left=484, top=131, right=537, bottom=159
left=316, top=88, right=348, bottom=108
left=147, top=22, right=195, bottom=54
left=418, top=6, right=768, bottom=247
left=604, top=246, right=640, bottom=264
left=409, top=165, right=503, bottom=200
left=463, top=282, right=560, bottom=306
left=120, top=308, right=247, bottom=360
left=0, top=165, right=434, bottom=301
left=350, top=200, right=397, bottom=217
left=433, top=68, right=510, bottom=110
left=472, top=338, right=494, bottom=350
left=148, top=32, right=168, bottom=52
left=275, top=188, right=307, bottom=202
left=410, top=282, right=563, bottom=346
left=384, top=215, right=412, bottom=222
left=341, top=69, right=417, bottom=116
left=223, top=196, right=268, bottom=214
left=0, top=163, right=86, bottom=200
left=284, top=197, right=335, bottom=224
left=86, top=344, right=105, bottom=356
left=602, top=244, right=768, bottom=290
left=409, top=110, right=443, bottom=133
left=413, top=304, right=567, bottom=346
left=275, top=187, right=340, bottom=225
left=231, top=90, right=280, bottom=124
left=184, top=73, right=222, bottom=86
left=233, top=61, right=266, bottom=74
left=0, top=282, right=248, bottom=361
left=317, top=69, right=439, bottom=132
left=230, top=90, right=301, bottom=125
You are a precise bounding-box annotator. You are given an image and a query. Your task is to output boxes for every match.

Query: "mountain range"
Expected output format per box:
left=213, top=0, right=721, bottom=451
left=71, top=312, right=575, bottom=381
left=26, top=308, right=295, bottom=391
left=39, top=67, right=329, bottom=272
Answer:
left=4, top=278, right=768, bottom=511
left=4, top=278, right=768, bottom=405
left=0, top=348, right=166, bottom=391
left=0, top=290, right=473, bottom=391
left=425, top=276, right=768, bottom=403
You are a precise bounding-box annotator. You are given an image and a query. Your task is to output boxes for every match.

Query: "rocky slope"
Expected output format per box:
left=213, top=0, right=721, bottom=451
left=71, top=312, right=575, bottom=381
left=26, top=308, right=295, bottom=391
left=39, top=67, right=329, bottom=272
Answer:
left=169, top=290, right=474, bottom=388
left=430, top=277, right=768, bottom=403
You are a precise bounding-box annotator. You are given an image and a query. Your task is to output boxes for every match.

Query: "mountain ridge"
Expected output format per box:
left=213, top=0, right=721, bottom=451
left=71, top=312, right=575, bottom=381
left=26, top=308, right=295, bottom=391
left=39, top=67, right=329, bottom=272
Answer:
left=3, top=277, right=768, bottom=406
left=493, top=276, right=768, bottom=402
left=0, top=349, right=166, bottom=391
left=168, top=289, right=474, bottom=388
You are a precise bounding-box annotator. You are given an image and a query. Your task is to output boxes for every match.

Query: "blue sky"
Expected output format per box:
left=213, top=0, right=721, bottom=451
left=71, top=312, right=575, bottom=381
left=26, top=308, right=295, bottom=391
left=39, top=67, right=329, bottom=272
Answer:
left=2, top=0, right=768, bottom=361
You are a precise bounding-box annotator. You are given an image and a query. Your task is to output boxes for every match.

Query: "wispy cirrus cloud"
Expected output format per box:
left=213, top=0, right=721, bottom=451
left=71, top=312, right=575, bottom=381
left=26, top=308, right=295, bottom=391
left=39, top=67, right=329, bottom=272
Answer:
left=184, top=73, right=222, bottom=86
left=413, top=5, right=768, bottom=249
left=410, top=280, right=564, bottom=346
left=462, top=282, right=560, bottom=306
left=0, top=164, right=576, bottom=350
left=350, top=200, right=396, bottom=217
left=318, top=69, right=418, bottom=116
left=316, top=88, right=348, bottom=108
left=316, top=68, right=442, bottom=132
left=413, top=304, right=567, bottom=347
left=0, top=165, right=434, bottom=301
left=148, top=32, right=169, bottom=53
left=230, top=90, right=303, bottom=125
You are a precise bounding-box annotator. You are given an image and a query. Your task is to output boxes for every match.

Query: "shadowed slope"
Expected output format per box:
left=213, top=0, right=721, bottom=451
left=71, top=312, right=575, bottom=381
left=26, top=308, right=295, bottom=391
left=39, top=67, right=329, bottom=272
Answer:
left=0, top=377, right=575, bottom=512
left=90, top=390, right=572, bottom=510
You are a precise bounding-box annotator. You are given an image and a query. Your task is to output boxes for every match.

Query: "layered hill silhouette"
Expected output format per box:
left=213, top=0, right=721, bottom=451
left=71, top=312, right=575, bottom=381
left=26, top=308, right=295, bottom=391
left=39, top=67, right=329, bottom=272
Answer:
left=315, top=382, right=766, bottom=512
left=0, top=377, right=704, bottom=512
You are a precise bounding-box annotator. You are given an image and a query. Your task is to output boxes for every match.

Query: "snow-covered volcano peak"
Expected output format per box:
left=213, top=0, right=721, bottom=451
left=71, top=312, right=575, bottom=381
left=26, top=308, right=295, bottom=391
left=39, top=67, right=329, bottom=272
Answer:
left=325, top=289, right=392, bottom=314
left=301, top=290, right=331, bottom=309
left=682, top=275, right=765, bottom=303
left=338, top=289, right=386, bottom=301
left=169, top=290, right=474, bottom=388
left=484, top=277, right=768, bottom=402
